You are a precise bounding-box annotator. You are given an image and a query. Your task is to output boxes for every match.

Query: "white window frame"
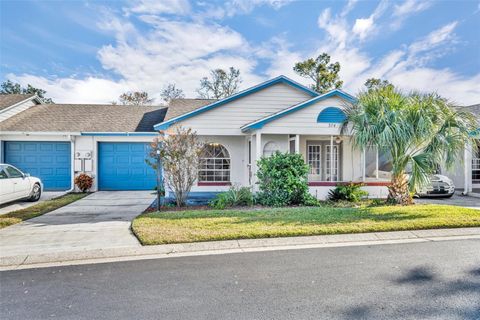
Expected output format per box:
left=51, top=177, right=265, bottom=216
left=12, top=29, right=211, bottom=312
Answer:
left=198, top=144, right=231, bottom=183
left=308, top=145, right=322, bottom=176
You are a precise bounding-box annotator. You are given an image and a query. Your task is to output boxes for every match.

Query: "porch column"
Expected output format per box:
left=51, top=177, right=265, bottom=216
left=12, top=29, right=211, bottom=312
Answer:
left=463, top=143, right=472, bottom=194
left=295, top=134, right=300, bottom=153
left=254, top=133, right=262, bottom=190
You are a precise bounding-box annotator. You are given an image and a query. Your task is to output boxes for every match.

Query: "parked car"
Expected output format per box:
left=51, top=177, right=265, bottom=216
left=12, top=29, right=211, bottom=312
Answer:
left=0, top=164, right=43, bottom=205
left=415, top=174, right=455, bottom=198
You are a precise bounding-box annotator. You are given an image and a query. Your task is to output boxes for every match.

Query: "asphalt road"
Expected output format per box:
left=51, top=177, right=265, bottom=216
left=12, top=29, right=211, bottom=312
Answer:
left=1, top=239, right=479, bottom=320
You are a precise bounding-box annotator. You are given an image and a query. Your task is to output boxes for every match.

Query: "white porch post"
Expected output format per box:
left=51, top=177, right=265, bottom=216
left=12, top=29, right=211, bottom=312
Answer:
left=295, top=134, right=300, bottom=153
left=463, top=143, right=472, bottom=194
left=254, top=133, right=262, bottom=190
left=330, top=135, right=334, bottom=181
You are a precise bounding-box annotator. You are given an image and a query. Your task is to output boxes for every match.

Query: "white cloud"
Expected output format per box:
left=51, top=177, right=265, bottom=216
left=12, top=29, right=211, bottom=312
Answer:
left=7, top=73, right=130, bottom=104
left=8, top=10, right=263, bottom=104
left=391, top=0, right=432, bottom=29
left=408, top=21, right=458, bottom=54
left=352, top=0, right=388, bottom=40
left=314, top=5, right=478, bottom=104
left=125, top=0, right=190, bottom=15
left=317, top=8, right=350, bottom=49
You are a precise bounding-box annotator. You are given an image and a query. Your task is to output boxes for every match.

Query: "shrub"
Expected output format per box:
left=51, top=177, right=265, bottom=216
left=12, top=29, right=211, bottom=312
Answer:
left=210, top=185, right=254, bottom=209
left=74, top=173, right=93, bottom=192
left=256, top=152, right=311, bottom=207
left=328, top=183, right=368, bottom=202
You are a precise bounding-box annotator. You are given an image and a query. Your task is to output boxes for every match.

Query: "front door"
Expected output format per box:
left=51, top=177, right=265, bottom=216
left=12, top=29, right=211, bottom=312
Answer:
left=307, top=141, right=341, bottom=182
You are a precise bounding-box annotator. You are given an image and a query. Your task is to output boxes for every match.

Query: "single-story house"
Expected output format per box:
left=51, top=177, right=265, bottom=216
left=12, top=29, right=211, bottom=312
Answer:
left=0, top=76, right=478, bottom=199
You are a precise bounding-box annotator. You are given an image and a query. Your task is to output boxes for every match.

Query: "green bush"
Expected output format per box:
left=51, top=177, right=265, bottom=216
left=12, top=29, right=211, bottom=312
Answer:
left=256, top=152, right=313, bottom=206
left=328, top=183, right=368, bottom=202
left=210, top=186, right=254, bottom=209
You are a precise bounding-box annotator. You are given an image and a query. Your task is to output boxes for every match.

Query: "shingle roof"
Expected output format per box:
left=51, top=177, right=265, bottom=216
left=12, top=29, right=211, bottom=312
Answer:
left=0, top=94, right=36, bottom=111
left=0, top=104, right=167, bottom=132
left=164, top=98, right=217, bottom=121
left=462, top=104, right=480, bottom=116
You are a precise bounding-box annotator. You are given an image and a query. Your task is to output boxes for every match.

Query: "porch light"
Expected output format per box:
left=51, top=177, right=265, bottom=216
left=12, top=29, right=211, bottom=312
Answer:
left=335, top=136, right=341, bottom=144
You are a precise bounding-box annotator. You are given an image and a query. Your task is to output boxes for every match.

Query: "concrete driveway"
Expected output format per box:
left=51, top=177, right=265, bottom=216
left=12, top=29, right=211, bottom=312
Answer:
left=0, top=192, right=66, bottom=216
left=0, top=191, right=154, bottom=258
left=415, top=192, right=480, bottom=209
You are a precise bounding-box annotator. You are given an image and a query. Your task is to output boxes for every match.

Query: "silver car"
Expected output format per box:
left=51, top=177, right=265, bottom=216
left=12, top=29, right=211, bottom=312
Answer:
left=415, top=174, right=455, bottom=198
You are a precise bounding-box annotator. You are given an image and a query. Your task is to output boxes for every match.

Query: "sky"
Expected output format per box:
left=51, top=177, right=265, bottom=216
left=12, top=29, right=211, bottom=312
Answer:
left=1, top=0, right=479, bottom=105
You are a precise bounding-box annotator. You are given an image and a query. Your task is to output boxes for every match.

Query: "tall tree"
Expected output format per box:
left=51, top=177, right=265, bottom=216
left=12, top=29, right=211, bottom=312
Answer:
left=293, top=53, right=343, bottom=93
left=0, top=80, right=54, bottom=103
left=343, top=86, right=477, bottom=205
left=118, top=91, right=153, bottom=105
left=364, top=78, right=393, bottom=91
left=197, top=67, right=241, bottom=99
left=161, top=84, right=185, bottom=103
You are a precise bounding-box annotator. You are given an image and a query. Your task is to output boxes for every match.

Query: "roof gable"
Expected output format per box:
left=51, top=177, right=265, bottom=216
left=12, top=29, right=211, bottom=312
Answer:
left=241, top=89, right=356, bottom=132
left=154, top=75, right=319, bottom=131
left=0, top=94, right=41, bottom=111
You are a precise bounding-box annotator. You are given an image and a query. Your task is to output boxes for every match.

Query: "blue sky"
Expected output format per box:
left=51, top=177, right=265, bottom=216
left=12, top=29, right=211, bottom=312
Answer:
left=1, top=0, right=479, bottom=104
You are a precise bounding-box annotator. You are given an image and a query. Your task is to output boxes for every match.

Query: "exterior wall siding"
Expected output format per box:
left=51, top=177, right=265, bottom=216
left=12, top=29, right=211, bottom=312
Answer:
left=178, top=83, right=312, bottom=135
left=260, top=96, right=347, bottom=134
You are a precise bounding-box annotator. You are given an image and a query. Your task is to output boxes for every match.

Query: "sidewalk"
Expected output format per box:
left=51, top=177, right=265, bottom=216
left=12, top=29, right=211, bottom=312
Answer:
left=2, top=227, right=479, bottom=271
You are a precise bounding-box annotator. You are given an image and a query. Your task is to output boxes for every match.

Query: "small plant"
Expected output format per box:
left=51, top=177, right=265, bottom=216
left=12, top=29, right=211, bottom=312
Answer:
left=328, top=183, right=368, bottom=202
left=74, top=173, right=93, bottom=192
left=210, top=185, right=253, bottom=209
left=256, top=152, right=311, bottom=207
left=370, top=198, right=386, bottom=206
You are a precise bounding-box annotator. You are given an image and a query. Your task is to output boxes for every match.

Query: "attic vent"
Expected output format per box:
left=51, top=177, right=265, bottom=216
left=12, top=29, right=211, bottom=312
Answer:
left=317, top=107, right=346, bottom=123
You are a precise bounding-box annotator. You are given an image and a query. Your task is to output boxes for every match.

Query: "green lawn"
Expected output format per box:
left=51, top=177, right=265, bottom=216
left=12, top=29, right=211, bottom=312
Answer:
left=132, top=204, right=480, bottom=245
left=0, top=193, right=89, bottom=229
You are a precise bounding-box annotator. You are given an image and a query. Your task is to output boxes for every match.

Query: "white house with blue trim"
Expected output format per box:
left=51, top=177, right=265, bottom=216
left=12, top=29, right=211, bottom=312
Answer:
left=1, top=77, right=478, bottom=199
left=155, top=76, right=394, bottom=200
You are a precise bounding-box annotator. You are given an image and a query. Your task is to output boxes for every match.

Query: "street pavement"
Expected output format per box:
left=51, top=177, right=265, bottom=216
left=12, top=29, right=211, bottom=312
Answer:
left=1, top=239, right=479, bottom=320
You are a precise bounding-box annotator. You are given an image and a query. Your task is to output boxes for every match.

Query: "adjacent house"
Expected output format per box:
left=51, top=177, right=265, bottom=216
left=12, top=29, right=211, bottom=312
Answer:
left=448, top=104, right=480, bottom=195
left=0, top=76, right=478, bottom=199
left=0, top=96, right=166, bottom=191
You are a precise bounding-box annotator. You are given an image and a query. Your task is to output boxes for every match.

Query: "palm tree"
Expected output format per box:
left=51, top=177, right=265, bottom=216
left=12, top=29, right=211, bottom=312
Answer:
left=343, top=86, right=477, bottom=205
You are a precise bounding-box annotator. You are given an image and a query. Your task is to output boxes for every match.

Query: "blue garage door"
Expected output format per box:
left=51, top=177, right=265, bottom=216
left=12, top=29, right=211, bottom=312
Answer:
left=98, top=142, right=157, bottom=190
left=4, top=141, right=71, bottom=191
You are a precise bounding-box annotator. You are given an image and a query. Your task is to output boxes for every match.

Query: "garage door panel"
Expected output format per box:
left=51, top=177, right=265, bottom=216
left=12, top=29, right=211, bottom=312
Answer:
left=98, top=142, right=157, bottom=190
left=4, top=141, right=71, bottom=191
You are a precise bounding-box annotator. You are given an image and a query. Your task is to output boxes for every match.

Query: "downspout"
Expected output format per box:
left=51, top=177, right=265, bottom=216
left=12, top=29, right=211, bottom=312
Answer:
left=66, top=135, right=75, bottom=193
left=462, top=143, right=469, bottom=195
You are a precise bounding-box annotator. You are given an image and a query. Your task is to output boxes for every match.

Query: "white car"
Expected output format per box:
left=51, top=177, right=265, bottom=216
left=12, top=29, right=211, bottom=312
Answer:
left=415, top=174, right=455, bottom=198
left=0, top=164, right=43, bottom=205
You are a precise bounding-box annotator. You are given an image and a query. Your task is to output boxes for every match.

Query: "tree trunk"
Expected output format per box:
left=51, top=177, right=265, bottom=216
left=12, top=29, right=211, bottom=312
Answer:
left=388, top=173, right=413, bottom=205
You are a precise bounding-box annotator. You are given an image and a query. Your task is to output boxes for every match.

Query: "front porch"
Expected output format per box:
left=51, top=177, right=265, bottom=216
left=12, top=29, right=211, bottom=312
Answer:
left=249, top=132, right=390, bottom=199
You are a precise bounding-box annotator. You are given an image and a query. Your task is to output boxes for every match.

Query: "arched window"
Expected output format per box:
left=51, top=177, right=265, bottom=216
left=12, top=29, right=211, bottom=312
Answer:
left=198, top=143, right=230, bottom=182
left=317, top=107, right=346, bottom=123
left=263, top=141, right=280, bottom=157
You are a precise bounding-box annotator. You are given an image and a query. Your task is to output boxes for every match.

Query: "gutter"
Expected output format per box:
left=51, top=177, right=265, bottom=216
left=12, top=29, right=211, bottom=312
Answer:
left=80, top=132, right=159, bottom=136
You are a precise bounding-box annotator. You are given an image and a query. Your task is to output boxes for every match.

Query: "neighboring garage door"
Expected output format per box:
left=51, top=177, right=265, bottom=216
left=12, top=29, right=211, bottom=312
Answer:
left=4, top=141, right=71, bottom=191
left=98, top=142, right=157, bottom=190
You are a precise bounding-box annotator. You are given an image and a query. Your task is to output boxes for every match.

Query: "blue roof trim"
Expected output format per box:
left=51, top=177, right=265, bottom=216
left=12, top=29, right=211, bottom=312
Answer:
left=81, top=132, right=159, bottom=136
left=241, top=89, right=356, bottom=132
left=153, top=75, right=319, bottom=131
left=317, top=107, right=347, bottom=123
